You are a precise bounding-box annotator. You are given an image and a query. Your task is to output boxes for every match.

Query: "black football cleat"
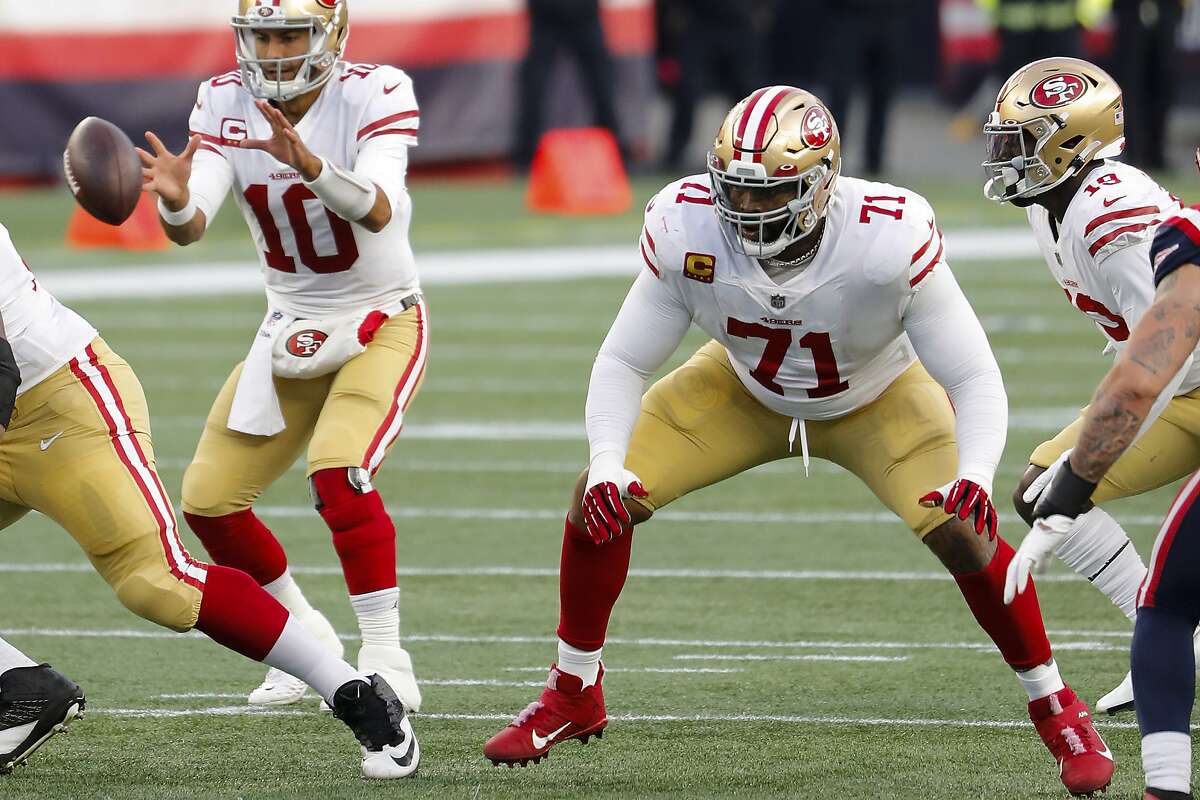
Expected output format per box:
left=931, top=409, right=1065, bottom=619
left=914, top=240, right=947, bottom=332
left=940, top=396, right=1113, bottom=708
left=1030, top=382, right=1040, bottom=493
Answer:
left=0, top=665, right=85, bottom=775
left=331, top=674, right=420, bottom=779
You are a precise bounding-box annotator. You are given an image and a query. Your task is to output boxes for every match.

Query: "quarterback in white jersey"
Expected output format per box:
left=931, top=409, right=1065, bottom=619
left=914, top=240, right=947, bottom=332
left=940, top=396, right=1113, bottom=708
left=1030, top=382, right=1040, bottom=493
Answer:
left=139, top=0, right=428, bottom=727
left=0, top=222, right=417, bottom=778
left=984, top=57, right=1200, bottom=718
left=483, top=86, right=1114, bottom=797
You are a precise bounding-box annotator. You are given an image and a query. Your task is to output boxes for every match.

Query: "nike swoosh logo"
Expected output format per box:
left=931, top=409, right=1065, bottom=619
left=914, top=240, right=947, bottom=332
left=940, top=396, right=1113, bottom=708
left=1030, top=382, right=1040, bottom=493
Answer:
left=531, top=722, right=570, bottom=750
left=39, top=432, right=64, bottom=451
left=1102, top=196, right=1126, bottom=207
left=389, top=735, right=417, bottom=768
left=1096, top=744, right=1114, bottom=761
left=384, top=83, right=402, bottom=95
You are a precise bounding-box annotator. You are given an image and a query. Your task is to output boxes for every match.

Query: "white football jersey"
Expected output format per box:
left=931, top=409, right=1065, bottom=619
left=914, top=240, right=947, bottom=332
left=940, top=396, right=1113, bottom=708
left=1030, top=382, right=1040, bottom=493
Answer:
left=0, top=224, right=96, bottom=395
left=1026, top=160, right=1200, bottom=390
left=639, top=175, right=948, bottom=420
left=188, top=62, right=420, bottom=318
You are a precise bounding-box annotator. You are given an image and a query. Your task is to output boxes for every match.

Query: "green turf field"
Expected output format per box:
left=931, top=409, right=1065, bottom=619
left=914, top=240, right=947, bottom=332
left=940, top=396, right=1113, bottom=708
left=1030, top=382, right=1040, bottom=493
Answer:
left=1, top=173, right=1199, bottom=799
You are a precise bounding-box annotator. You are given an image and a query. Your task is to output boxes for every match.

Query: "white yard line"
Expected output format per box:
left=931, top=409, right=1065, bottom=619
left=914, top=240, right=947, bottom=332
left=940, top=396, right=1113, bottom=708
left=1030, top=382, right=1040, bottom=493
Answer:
left=89, top=706, right=1148, bottom=730
left=501, top=667, right=746, bottom=674
left=42, top=231, right=1039, bottom=301
left=0, top=562, right=1101, bottom=583
left=674, top=654, right=911, bottom=663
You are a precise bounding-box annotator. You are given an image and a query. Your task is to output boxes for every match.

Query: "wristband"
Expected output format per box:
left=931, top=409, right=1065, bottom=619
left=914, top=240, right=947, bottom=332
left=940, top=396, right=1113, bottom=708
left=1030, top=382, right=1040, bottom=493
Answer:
left=0, top=338, right=21, bottom=428
left=157, top=195, right=198, bottom=227
left=1033, top=459, right=1096, bottom=521
left=304, top=157, right=377, bottom=222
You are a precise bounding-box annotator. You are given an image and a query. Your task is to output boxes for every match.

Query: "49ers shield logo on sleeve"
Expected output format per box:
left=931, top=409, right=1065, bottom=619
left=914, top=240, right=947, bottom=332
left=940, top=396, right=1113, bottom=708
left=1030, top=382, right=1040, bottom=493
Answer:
left=1030, top=74, right=1087, bottom=108
left=287, top=330, right=328, bottom=358
left=801, top=107, right=833, bottom=149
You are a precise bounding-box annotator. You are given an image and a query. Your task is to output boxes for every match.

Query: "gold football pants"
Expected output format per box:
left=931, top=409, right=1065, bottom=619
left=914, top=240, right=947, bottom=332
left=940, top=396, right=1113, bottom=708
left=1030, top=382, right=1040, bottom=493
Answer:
left=1029, top=386, right=1200, bottom=502
left=0, top=338, right=205, bottom=631
left=182, top=302, right=429, bottom=517
left=625, top=340, right=958, bottom=537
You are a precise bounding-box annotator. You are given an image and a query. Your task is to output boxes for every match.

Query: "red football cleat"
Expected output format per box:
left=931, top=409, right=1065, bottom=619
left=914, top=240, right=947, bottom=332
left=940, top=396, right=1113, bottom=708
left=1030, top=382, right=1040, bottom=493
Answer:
left=1029, top=686, right=1114, bottom=797
left=483, top=663, right=607, bottom=767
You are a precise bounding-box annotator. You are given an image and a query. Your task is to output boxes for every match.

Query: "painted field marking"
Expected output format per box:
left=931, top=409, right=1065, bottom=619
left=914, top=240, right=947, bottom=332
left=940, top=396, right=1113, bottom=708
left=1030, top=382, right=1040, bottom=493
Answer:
left=673, top=654, right=910, bottom=663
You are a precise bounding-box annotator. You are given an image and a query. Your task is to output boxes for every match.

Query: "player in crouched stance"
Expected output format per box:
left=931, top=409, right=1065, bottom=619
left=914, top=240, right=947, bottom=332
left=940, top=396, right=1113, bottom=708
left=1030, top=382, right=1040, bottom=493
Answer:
left=141, top=0, right=426, bottom=716
left=985, top=57, right=1200, bottom=717
left=1006, top=205, right=1200, bottom=800
left=0, top=221, right=416, bottom=778
left=483, top=87, right=1113, bottom=796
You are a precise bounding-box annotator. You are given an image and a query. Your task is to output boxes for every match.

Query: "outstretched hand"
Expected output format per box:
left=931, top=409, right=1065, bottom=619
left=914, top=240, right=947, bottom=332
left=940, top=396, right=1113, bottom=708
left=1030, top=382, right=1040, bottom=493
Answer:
left=240, top=99, right=322, bottom=180
left=137, top=131, right=201, bottom=210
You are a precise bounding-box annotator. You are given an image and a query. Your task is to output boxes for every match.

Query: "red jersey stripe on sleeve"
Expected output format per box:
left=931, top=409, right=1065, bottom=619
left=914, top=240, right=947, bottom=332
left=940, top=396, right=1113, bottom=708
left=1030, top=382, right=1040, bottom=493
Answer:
left=910, top=221, right=936, bottom=265
left=362, top=128, right=419, bottom=143
left=1160, top=211, right=1200, bottom=247
left=1088, top=221, right=1160, bottom=257
left=1084, top=205, right=1159, bottom=238
left=357, top=110, right=419, bottom=141
left=643, top=228, right=656, bottom=254
left=910, top=232, right=944, bottom=287
left=640, top=241, right=661, bottom=278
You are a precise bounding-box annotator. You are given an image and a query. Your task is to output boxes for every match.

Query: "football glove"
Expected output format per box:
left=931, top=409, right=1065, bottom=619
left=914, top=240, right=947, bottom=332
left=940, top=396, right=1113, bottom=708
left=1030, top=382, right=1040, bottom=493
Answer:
left=919, top=478, right=998, bottom=539
left=1004, top=458, right=1097, bottom=604
left=581, top=453, right=648, bottom=545
left=1021, top=449, right=1071, bottom=506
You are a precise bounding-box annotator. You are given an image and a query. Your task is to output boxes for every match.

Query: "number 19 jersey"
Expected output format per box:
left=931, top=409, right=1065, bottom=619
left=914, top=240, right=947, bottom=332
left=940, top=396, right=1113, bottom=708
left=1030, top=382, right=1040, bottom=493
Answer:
left=639, top=175, right=948, bottom=420
left=188, top=62, right=420, bottom=318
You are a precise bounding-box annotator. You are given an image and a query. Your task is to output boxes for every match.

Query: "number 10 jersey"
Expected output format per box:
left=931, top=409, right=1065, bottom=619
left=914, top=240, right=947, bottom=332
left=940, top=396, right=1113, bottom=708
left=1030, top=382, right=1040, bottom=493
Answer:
left=187, top=62, right=420, bottom=319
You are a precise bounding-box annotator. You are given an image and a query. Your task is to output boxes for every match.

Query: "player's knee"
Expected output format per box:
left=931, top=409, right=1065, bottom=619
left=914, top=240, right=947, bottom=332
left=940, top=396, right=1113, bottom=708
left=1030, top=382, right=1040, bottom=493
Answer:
left=924, top=518, right=995, bottom=574
left=310, top=467, right=374, bottom=510
left=112, top=568, right=200, bottom=633
left=181, top=460, right=240, bottom=517
left=1012, top=466, right=1044, bottom=527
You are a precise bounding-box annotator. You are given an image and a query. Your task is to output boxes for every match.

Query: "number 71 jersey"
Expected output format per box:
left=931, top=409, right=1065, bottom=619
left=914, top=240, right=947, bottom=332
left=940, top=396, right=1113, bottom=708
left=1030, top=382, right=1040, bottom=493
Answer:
left=188, top=63, right=420, bottom=318
left=640, top=175, right=947, bottom=420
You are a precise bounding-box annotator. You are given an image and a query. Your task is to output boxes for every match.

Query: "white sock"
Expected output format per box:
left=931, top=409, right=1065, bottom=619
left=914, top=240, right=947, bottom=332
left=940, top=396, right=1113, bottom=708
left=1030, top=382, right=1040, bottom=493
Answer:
left=1055, top=508, right=1147, bottom=621
left=263, top=616, right=361, bottom=704
left=350, top=587, right=400, bottom=649
left=557, top=639, right=601, bottom=688
left=1016, top=659, right=1066, bottom=702
left=1143, top=731, right=1192, bottom=793
left=0, top=637, right=36, bottom=676
left=262, top=569, right=317, bottom=618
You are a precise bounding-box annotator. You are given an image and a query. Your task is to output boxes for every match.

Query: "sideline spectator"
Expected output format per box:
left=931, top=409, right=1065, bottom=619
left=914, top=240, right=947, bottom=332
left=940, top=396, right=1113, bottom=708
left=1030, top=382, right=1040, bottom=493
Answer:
left=1113, top=0, right=1185, bottom=170
left=514, top=0, right=626, bottom=171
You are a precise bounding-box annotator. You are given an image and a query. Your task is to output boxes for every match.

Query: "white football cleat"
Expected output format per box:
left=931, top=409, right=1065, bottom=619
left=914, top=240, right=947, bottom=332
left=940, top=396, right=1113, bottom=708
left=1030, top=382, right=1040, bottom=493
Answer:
left=248, top=607, right=344, bottom=707
left=331, top=674, right=419, bottom=779
left=1096, top=670, right=1134, bottom=715
left=358, top=644, right=422, bottom=712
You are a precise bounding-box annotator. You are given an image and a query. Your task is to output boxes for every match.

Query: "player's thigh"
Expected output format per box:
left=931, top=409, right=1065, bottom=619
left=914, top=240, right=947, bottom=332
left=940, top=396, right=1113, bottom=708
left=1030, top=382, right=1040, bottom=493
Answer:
left=625, top=340, right=791, bottom=512
left=12, top=341, right=204, bottom=630
left=1139, top=472, right=1200, bottom=621
left=307, top=302, right=428, bottom=476
left=181, top=361, right=330, bottom=516
left=1029, top=400, right=1200, bottom=504
left=818, top=363, right=956, bottom=538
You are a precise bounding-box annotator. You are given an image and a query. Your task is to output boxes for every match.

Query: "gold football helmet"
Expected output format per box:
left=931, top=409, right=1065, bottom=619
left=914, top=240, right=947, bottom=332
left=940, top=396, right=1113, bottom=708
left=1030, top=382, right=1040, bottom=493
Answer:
left=708, top=86, right=841, bottom=259
left=983, top=57, right=1124, bottom=203
left=233, top=0, right=350, bottom=101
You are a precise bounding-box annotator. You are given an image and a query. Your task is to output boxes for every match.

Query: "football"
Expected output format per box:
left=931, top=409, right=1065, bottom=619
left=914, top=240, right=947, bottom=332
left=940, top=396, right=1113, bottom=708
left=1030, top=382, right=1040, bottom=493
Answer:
left=62, top=117, right=142, bottom=226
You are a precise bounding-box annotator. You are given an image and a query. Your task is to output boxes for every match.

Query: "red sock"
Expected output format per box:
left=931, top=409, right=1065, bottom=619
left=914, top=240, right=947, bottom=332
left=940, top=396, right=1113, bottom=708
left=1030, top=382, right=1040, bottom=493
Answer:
left=311, top=469, right=396, bottom=596
left=954, top=537, right=1052, bottom=670
left=184, top=509, right=287, bottom=586
left=195, top=564, right=289, bottom=661
left=557, top=516, right=633, bottom=651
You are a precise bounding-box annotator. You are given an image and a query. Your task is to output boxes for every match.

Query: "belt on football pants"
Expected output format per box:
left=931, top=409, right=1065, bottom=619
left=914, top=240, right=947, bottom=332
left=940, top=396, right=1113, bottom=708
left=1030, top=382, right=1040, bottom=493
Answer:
left=395, top=291, right=422, bottom=313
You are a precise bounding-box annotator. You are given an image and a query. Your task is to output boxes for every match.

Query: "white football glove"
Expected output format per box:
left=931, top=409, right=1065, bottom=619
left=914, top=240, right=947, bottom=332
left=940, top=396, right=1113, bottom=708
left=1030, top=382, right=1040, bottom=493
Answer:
left=581, top=452, right=647, bottom=544
left=1003, top=514, right=1075, bottom=604
left=1022, top=449, right=1071, bottom=505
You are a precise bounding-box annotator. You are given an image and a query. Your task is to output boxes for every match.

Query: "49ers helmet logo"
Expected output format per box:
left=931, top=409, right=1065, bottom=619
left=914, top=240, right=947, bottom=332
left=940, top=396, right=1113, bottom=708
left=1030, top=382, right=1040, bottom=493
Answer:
left=314, top=0, right=339, bottom=7
left=286, top=329, right=328, bottom=358
left=801, top=106, right=833, bottom=149
left=1031, top=73, right=1087, bottom=108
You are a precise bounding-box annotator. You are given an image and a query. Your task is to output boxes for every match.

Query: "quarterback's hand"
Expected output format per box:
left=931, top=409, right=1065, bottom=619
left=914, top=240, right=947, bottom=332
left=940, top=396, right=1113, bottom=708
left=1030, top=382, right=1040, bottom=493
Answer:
left=241, top=99, right=322, bottom=180
left=137, top=131, right=201, bottom=210
left=1003, top=515, right=1073, bottom=604
left=581, top=454, right=648, bottom=545
left=1022, top=449, right=1071, bottom=506
left=920, top=478, right=998, bottom=539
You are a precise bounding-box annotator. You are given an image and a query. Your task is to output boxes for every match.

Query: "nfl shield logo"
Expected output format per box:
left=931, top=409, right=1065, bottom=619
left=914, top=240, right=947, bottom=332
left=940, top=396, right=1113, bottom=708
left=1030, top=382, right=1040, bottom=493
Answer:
left=771, top=294, right=786, bottom=310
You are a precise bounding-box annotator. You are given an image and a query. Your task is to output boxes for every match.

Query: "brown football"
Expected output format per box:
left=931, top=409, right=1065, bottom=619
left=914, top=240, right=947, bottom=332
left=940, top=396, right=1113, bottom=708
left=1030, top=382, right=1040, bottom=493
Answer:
left=63, top=117, right=142, bottom=226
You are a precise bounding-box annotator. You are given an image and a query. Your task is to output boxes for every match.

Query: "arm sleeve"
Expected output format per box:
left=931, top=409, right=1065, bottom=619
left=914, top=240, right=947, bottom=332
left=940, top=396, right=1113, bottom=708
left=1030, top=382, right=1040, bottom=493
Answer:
left=586, top=270, right=692, bottom=462
left=903, top=265, right=1008, bottom=491
left=353, top=135, right=411, bottom=212
left=186, top=83, right=234, bottom=226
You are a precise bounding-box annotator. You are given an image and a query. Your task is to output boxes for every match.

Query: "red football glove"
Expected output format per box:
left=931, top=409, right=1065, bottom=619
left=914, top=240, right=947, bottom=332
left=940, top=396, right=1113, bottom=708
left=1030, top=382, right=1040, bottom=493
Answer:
left=581, top=455, right=648, bottom=545
left=919, top=478, right=998, bottom=539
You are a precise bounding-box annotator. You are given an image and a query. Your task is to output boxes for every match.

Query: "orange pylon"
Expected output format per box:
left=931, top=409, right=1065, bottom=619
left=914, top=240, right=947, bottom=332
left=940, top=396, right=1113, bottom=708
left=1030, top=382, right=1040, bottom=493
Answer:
left=66, top=193, right=170, bottom=251
left=526, top=128, right=631, bottom=216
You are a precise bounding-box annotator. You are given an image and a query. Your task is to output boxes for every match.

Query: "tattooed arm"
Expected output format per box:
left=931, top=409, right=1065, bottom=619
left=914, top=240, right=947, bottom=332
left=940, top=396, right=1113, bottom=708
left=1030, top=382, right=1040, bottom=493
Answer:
left=1069, top=265, right=1200, bottom=481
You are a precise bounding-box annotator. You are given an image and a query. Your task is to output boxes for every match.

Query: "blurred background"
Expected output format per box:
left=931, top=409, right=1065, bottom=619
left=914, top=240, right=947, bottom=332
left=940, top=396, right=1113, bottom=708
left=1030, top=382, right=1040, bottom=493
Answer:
left=2, top=0, right=1199, bottom=185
